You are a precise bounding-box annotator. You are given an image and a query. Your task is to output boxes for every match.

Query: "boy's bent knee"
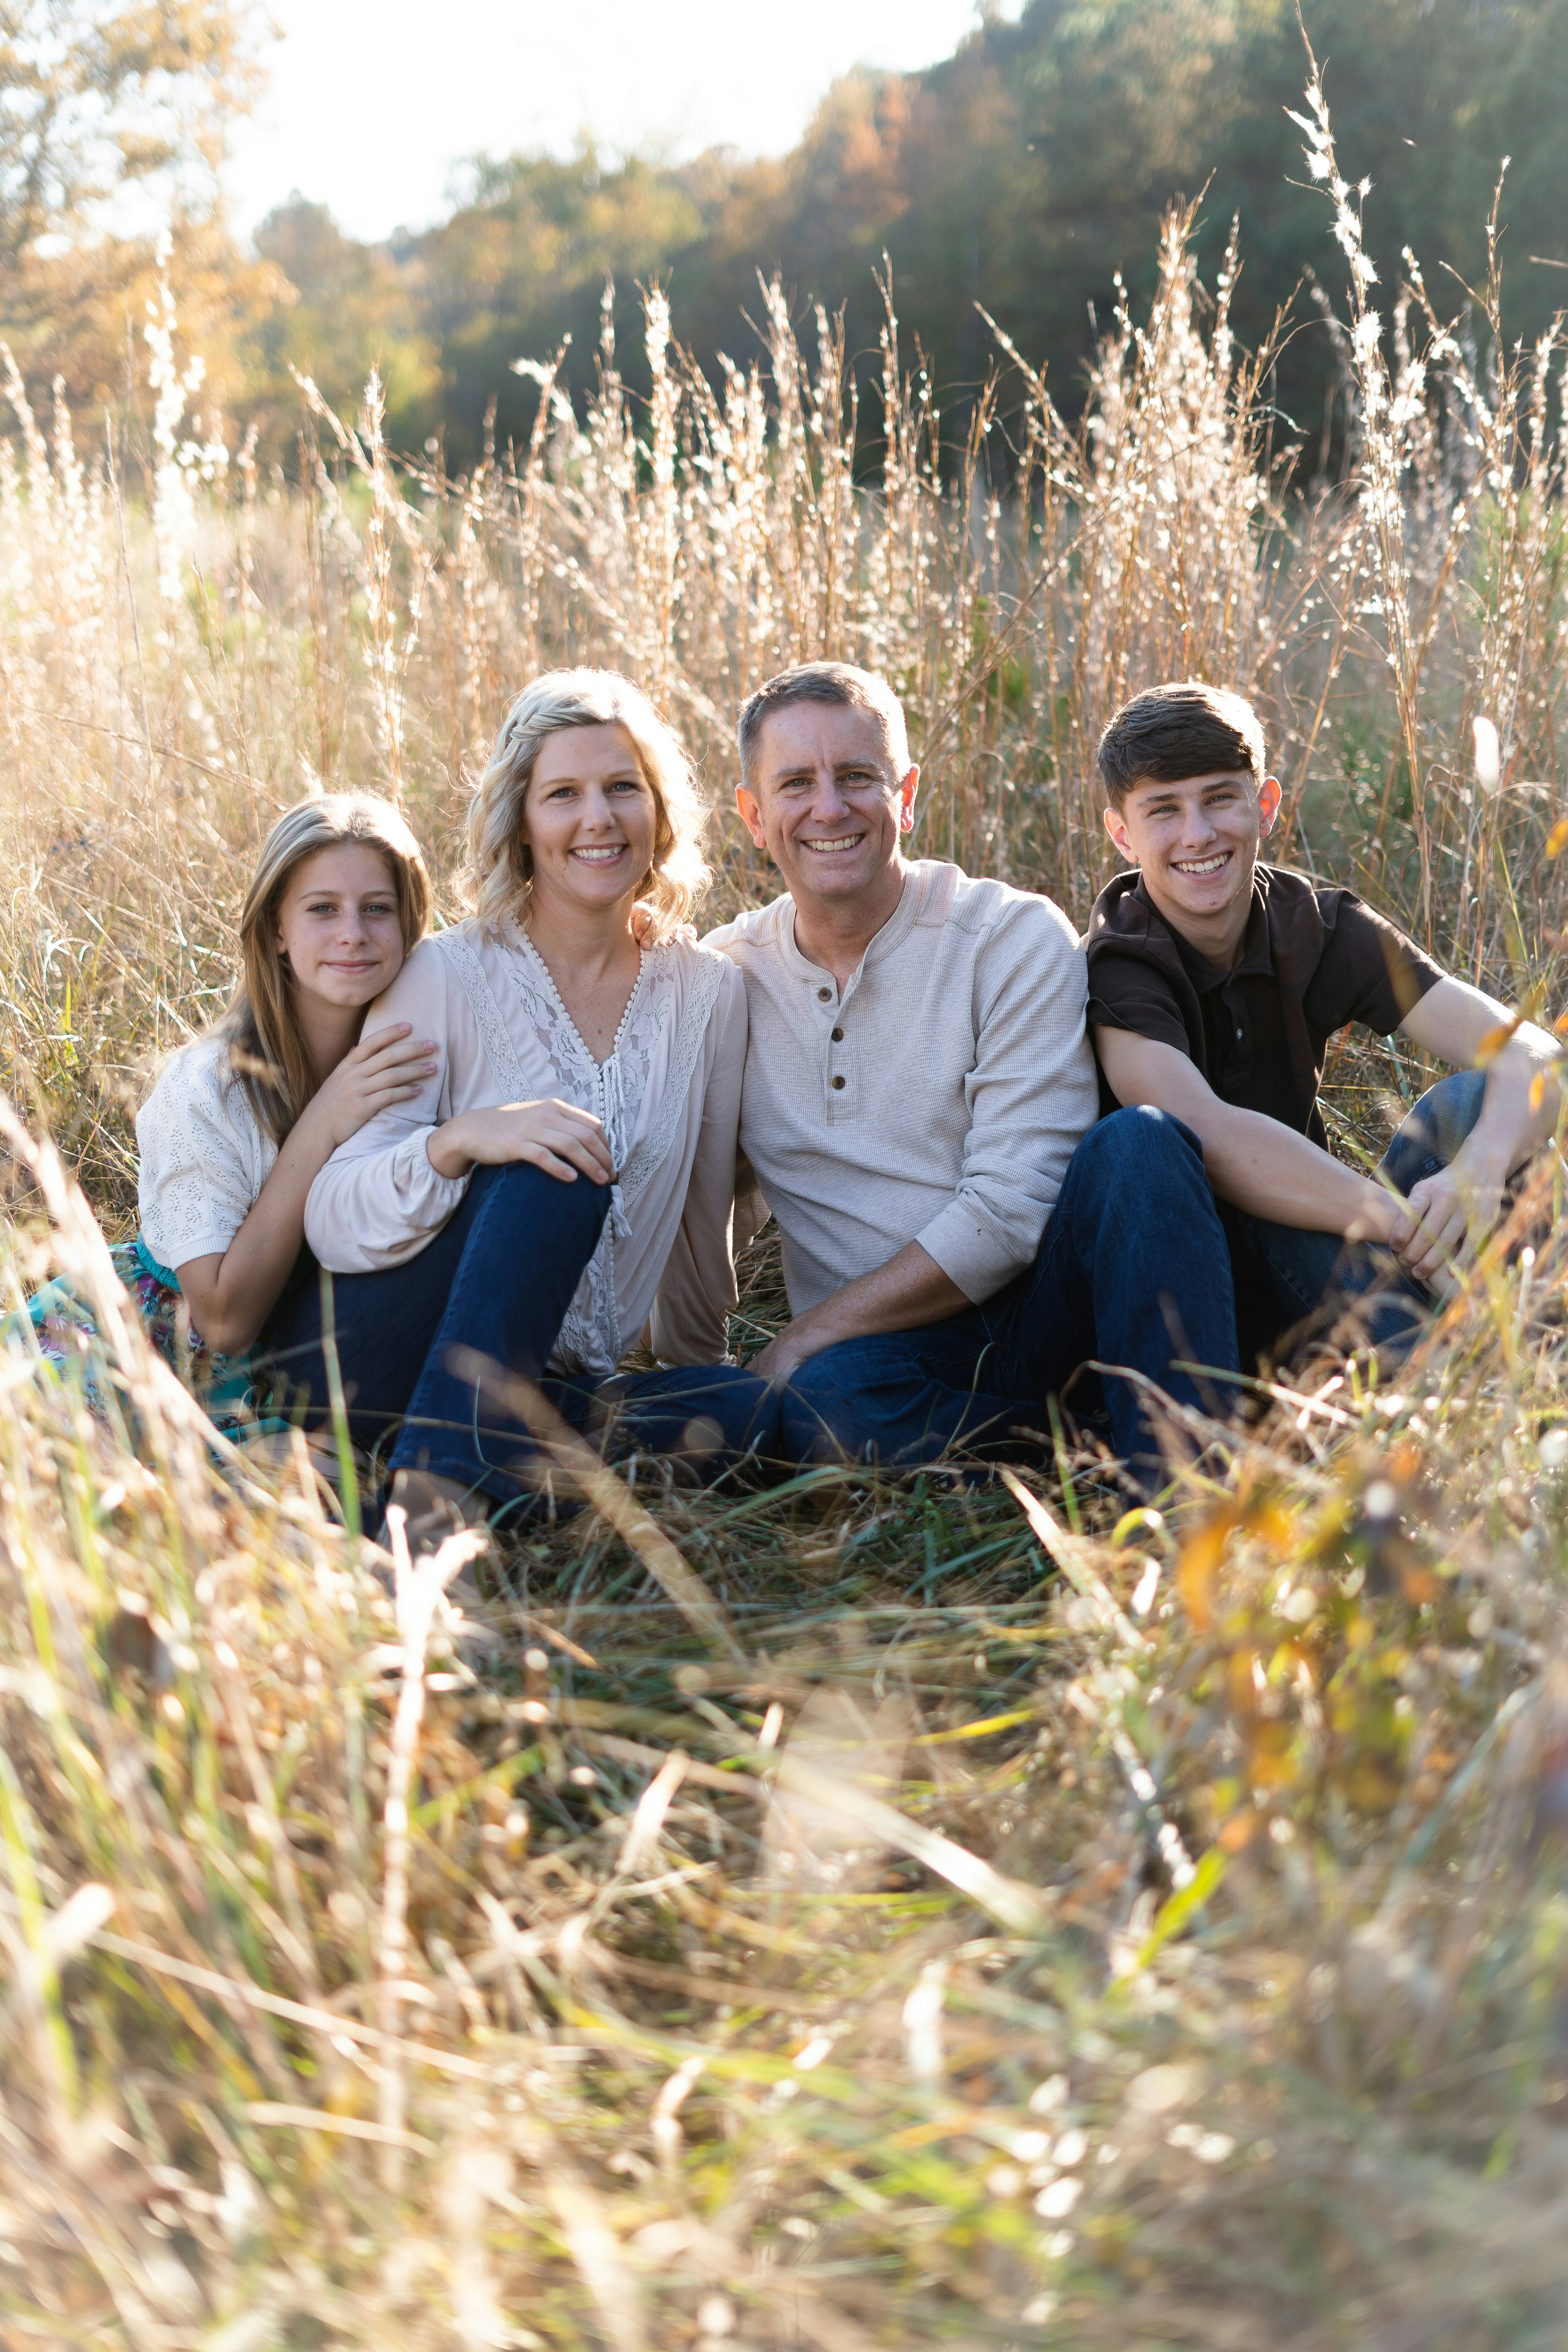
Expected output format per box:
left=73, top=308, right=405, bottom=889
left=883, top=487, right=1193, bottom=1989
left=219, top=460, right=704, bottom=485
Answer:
left=1074, top=1103, right=1204, bottom=1182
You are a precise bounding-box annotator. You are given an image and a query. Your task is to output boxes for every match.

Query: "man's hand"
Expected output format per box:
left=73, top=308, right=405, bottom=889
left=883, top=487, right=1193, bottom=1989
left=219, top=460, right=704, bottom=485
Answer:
left=749, top=1315, right=833, bottom=1387
left=747, top=1239, right=970, bottom=1388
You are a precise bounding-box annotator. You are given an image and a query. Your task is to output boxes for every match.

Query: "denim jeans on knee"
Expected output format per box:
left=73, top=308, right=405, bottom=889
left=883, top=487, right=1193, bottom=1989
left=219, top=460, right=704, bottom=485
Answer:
left=1227, top=1069, right=1487, bottom=1359
left=257, top=1161, right=611, bottom=1504
left=775, top=1105, right=1239, bottom=1477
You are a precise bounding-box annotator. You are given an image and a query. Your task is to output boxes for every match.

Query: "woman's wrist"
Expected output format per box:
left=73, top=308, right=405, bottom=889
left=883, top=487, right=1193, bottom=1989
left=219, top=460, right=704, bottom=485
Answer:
left=425, top=1116, right=474, bottom=1181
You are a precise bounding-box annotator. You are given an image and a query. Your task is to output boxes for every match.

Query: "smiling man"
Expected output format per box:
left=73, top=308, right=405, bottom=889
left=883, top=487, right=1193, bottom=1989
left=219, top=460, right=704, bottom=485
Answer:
left=1086, top=681, right=1562, bottom=1362
left=698, top=661, right=1242, bottom=1481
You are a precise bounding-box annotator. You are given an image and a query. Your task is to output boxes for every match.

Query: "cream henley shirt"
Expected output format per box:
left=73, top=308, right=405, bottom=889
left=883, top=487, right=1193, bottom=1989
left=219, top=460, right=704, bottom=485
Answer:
left=703, top=858, right=1098, bottom=1314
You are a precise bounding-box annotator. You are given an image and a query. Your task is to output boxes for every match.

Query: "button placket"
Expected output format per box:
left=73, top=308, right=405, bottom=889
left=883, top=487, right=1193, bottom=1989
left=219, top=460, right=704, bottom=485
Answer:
left=825, top=992, right=853, bottom=1118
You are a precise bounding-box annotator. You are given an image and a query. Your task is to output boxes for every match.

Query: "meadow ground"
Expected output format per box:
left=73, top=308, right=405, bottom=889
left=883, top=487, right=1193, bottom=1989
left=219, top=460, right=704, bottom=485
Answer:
left=3, top=76, right=1568, bottom=2345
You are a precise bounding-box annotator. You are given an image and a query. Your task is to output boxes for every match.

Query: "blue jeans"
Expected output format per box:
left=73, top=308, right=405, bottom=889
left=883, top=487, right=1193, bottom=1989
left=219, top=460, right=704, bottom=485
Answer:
left=1227, top=1070, right=1486, bottom=1357
left=258, top=1161, right=779, bottom=1506
left=259, top=1161, right=611, bottom=1502
left=750, top=1105, right=1240, bottom=1477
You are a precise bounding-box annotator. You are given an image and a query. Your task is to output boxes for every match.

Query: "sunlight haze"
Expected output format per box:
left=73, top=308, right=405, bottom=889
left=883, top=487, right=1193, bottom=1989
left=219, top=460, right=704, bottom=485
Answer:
left=224, top=0, right=1010, bottom=243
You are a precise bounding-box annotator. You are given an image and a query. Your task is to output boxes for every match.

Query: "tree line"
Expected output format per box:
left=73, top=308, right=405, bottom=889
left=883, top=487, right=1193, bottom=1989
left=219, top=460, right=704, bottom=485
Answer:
left=5, top=0, right=1568, bottom=475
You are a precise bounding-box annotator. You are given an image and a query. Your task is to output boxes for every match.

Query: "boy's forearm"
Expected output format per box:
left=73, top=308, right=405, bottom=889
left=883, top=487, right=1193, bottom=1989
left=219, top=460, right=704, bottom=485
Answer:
left=1203, top=1111, right=1392, bottom=1237
left=1094, top=1029, right=1394, bottom=1240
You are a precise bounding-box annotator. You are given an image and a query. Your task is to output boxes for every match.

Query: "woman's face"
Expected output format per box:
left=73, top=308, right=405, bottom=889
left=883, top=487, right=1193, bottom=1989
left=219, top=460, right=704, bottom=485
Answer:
left=521, top=722, right=659, bottom=923
left=274, top=843, right=406, bottom=1009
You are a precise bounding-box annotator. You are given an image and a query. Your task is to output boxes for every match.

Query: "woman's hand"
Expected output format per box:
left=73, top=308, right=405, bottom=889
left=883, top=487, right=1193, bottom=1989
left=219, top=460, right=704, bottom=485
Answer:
left=306, top=1023, right=439, bottom=1151
left=427, top=1099, right=614, bottom=1185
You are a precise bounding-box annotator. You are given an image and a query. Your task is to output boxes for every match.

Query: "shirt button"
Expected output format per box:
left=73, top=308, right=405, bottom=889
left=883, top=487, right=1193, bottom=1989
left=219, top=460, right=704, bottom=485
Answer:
left=1236, top=1026, right=1243, bottom=1039
left=831, top=1074, right=846, bottom=1091
left=817, top=987, right=832, bottom=1002
left=831, top=1026, right=844, bottom=1042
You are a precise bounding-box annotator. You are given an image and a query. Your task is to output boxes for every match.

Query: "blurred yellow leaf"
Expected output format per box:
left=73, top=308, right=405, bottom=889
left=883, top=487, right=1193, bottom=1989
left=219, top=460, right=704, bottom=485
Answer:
left=1228, top=1651, right=1263, bottom=1721
left=1176, top=1510, right=1236, bottom=1632
left=1245, top=1721, right=1298, bottom=1789
left=1548, top=816, right=1568, bottom=858
left=1217, top=1808, right=1258, bottom=1854
left=1474, top=1020, right=1519, bottom=1067
left=1531, top=1071, right=1547, bottom=1112
left=1248, top=1500, right=1298, bottom=1555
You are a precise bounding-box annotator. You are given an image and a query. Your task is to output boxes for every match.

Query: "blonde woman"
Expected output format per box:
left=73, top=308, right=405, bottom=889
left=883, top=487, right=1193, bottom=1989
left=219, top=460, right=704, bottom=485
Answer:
left=278, top=668, right=759, bottom=1530
left=23, top=795, right=435, bottom=1419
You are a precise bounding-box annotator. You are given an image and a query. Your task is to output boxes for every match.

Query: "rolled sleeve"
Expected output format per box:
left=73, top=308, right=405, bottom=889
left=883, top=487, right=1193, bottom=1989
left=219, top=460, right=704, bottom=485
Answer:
left=916, top=900, right=1100, bottom=1303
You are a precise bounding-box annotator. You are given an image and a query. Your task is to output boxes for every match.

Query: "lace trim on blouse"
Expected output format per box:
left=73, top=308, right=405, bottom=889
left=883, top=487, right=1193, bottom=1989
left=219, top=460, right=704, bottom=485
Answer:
left=431, top=926, right=719, bottom=1376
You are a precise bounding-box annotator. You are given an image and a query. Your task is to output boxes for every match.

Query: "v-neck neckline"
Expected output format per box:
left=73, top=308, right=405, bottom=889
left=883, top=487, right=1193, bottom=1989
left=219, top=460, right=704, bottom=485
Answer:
left=515, top=925, right=649, bottom=1070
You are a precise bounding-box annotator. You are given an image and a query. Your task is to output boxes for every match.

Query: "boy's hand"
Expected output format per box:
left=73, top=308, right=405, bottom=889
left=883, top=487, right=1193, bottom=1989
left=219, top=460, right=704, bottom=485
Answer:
left=1397, top=1166, right=1483, bottom=1285
left=1345, top=1182, right=1447, bottom=1283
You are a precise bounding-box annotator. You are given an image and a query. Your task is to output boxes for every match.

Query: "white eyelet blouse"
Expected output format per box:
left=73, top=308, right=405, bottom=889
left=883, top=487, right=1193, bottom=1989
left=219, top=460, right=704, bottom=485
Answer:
left=303, top=921, right=748, bottom=1375
left=136, top=1032, right=278, bottom=1274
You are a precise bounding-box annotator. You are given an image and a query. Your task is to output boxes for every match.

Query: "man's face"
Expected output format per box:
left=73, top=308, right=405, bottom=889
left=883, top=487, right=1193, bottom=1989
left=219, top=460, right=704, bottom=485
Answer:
left=737, top=701, right=917, bottom=915
left=1103, top=768, right=1282, bottom=929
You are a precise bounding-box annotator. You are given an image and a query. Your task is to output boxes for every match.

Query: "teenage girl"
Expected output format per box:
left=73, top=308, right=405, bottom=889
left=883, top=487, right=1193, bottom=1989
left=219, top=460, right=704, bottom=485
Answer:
left=136, top=793, right=436, bottom=1374
left=22, top=795, right=436, bottom=1416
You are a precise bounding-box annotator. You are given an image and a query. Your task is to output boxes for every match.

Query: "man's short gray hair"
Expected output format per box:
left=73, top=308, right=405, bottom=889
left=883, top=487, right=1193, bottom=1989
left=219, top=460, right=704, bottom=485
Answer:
left=737, top=662, right=912, bottom=788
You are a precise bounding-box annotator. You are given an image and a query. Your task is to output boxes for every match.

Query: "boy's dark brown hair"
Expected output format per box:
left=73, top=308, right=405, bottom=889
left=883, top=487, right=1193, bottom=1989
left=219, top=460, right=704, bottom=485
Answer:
left=1096, top=682, right=1267, bottom=808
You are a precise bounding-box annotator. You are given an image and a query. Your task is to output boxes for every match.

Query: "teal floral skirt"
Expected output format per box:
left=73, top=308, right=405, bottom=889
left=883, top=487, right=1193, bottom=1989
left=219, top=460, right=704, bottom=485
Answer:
left=14, top=1234, right=255, bottom=1433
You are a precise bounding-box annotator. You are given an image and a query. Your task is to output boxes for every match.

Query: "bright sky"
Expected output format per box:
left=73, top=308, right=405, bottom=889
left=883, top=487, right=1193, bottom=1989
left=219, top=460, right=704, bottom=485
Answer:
left=223, top=0, right=1010, bottom=246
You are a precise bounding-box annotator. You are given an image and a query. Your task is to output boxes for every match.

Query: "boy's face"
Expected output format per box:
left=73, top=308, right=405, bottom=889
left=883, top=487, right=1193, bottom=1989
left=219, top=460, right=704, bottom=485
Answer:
left=1103, top=768, right=1282, bottom=934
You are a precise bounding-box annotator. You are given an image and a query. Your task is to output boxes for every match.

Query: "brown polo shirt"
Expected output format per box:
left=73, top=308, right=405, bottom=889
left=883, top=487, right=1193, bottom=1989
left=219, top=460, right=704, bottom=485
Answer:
left=1084, top=865, right=1445, bottom=1148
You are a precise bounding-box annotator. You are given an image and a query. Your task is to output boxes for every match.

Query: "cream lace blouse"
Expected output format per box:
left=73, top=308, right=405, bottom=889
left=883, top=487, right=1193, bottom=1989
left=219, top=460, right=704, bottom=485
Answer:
left=303, top=922, right=748, bottom=1374
left=136, top=1033, right=278, bottom=1274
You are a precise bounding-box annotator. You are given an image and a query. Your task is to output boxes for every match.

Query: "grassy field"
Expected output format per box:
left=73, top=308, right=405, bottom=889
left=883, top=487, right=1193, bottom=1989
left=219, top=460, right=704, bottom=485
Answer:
left=2, top=70, right=1568, bottom=2347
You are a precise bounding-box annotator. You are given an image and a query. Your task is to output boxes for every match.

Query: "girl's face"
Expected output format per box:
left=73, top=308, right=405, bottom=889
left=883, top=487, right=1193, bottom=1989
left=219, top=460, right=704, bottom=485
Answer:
left=520, top=722, right=659, bottom=923
left=274, top=843, right=407, bottom=1008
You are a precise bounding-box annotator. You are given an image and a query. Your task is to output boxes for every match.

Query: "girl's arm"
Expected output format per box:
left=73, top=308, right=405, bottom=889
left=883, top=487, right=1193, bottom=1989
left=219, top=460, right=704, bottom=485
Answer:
left=174, top=1024, right=436, bottom=1355
left=305, top=943, right=611, bottom=1275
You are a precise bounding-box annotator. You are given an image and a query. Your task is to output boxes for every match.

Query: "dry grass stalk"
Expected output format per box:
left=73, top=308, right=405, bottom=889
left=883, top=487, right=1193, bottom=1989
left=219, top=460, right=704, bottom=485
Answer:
left=0, top=58, right=1566, bottom=2345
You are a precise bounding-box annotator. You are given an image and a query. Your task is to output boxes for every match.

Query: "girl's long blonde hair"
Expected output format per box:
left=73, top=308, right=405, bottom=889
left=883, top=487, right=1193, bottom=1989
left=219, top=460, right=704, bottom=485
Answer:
left=216, top=795, right=432, bottom=1145
left=466, top=669, right=710, bottom=942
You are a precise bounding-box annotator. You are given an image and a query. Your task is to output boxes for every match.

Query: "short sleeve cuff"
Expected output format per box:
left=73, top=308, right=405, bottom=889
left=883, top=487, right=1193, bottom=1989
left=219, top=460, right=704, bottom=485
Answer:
left=916, top=1200, right=1029, bottom=1306
left=139, top=1221, right=236, bottom=1274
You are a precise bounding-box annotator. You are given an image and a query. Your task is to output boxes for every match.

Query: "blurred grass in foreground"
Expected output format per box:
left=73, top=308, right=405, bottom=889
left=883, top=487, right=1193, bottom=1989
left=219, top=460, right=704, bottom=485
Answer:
left=3, top=65, right=1568, bottom=2347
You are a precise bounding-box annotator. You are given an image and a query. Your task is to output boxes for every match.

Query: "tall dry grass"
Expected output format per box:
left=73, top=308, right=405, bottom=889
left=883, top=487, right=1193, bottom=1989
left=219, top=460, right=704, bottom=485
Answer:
left=1, top=65, right=1568, bottom=2347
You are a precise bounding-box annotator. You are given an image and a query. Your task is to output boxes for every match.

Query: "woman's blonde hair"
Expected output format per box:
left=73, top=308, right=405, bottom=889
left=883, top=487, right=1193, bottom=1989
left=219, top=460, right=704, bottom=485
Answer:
left=215, top=795, right=432, bottom=1146
left=466, top=669, right=710, bottom=942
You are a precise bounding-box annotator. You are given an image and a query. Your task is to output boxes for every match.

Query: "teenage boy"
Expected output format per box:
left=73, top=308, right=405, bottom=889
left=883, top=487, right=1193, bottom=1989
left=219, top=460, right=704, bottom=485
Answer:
left=1085, top=681, right=1561, bottom=1360
left=665, top=660, right=1242, bottom=1477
